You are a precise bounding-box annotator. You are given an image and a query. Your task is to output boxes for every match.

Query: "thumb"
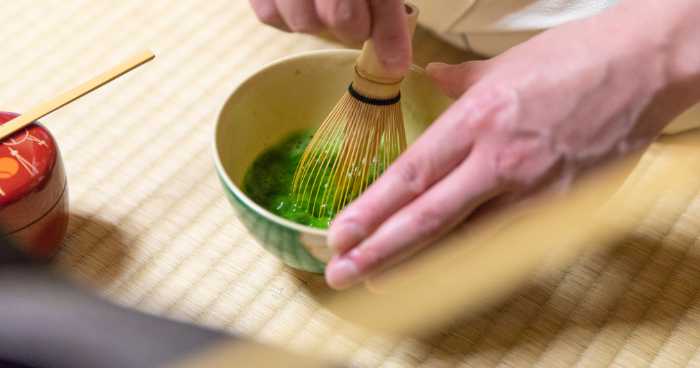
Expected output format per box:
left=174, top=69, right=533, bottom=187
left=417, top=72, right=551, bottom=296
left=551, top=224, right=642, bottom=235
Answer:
left=426, top=61, right=483, bottom=99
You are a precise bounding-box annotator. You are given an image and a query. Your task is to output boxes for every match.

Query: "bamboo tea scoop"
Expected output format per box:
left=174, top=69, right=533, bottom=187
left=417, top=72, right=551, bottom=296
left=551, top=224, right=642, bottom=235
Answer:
left=0, top=50, right=155, bottom=141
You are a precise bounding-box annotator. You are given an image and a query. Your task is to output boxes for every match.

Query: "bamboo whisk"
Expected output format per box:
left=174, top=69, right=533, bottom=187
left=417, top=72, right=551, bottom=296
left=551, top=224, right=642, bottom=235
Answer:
left=292, top=3, right=419, bottom=218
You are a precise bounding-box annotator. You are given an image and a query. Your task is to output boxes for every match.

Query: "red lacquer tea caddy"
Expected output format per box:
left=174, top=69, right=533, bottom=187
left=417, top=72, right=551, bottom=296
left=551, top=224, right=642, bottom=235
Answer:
left=0, top=111, right=68, bottom=257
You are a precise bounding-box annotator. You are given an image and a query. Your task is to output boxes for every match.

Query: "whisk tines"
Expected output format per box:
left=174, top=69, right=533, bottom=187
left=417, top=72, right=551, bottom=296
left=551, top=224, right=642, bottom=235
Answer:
left=292, top=87, right=407, bottom=217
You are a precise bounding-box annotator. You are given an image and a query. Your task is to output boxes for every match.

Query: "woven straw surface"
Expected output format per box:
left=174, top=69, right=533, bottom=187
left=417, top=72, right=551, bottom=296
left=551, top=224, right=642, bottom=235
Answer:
left=2, top=1, right=700, bottom=367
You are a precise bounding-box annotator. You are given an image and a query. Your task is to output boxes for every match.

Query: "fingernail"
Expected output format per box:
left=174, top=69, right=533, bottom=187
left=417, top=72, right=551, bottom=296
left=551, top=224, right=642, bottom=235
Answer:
left=328, top=221, right=365, bottom=253
left=326, top=258, right=360, bottom=290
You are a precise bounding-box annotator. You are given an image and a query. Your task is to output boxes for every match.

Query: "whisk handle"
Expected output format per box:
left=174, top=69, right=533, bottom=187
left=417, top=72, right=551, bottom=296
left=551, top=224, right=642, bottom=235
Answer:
left=355, top=2, right=419, bottom=86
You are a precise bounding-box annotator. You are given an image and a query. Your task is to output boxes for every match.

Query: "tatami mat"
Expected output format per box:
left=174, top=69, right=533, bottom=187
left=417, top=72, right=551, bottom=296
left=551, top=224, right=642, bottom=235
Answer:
left=2, top=1, right=700, bottom=367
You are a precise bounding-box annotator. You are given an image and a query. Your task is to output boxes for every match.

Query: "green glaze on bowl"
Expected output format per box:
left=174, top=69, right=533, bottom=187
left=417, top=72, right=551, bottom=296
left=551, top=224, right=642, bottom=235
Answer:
left=218, top=172, right=327, bottom=273
left=213, top=49, right=451, bottom=273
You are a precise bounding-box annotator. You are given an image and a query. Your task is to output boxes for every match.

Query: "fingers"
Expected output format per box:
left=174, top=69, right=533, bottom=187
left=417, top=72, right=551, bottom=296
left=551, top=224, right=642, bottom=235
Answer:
left=274, top=0, right=323, bottom=33
left=328, top=96, right=487, bottom=254
left=251, top=0, right=371, bottom=41
left=249, top=0, right=289, bottom=31
left=369, top=0, right=412, bottom=74
left=315, top=0, right=371, bottom=45
left=250, top=0, right=409, bottom=68
left=427, top=61, right=485, bottom=99
left=325, top=148, right=504, bottom=289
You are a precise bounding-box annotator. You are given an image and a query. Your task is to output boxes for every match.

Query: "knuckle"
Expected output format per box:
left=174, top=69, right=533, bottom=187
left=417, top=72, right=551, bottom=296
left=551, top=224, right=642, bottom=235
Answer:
left=324, top=0, right=352, bottom=28
left=465, top=84, right=520, bottom=131
left=327, top=1, right=355, bottom=28
left=409, top=208, right=445, bottom=236
left=492, top=137, right=558, bottom=189
left=494, top=146, right=529, bottom=185
left=480, top=84, right=520, bottom=112
left=254, top=4, right=281, bottom=25
left=394, top=158, right=429, bottom=197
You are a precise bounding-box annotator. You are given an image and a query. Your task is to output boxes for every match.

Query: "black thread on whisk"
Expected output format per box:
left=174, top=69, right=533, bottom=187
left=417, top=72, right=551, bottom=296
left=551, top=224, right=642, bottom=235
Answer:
left=348, top=83, right=401, bottom=106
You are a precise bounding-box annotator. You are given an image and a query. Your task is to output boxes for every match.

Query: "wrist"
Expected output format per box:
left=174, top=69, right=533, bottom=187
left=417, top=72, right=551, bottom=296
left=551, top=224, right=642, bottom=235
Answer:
left=616, top=1, right=700, bottom=103
left=584, top=0, right=700, bottom=127
left=654, top=2, right=700, bottom=85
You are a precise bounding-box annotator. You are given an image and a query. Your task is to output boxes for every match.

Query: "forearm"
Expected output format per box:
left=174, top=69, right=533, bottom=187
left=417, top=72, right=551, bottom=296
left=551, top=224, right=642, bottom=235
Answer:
left=639, top=1, right=700, bottom=82
left=603, top=1, right=700, bottom=115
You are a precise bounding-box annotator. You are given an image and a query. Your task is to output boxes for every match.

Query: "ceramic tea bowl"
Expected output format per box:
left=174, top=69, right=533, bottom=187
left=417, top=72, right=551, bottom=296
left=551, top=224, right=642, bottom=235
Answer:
left=214, top=49, right=451, bottom=273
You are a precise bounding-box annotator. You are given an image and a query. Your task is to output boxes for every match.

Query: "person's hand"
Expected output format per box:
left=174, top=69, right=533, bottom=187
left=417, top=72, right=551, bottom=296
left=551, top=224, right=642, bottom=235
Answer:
left=249, top=0, right=412, bottom=73
left=323, top=1, right=700, bottom=289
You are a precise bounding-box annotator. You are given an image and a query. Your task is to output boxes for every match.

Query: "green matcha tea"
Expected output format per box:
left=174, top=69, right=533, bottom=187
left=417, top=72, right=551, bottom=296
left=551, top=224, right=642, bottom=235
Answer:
left=243, top=130, right=334, bottom=229
left=244, top=130, right=394, bottom=229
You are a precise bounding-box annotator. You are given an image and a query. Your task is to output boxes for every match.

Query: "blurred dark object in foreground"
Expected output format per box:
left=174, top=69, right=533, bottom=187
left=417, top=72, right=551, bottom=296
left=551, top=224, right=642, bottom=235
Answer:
left=0, top=233, right=336, bottom=368
left=0, top=234, right=227, bottom=368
